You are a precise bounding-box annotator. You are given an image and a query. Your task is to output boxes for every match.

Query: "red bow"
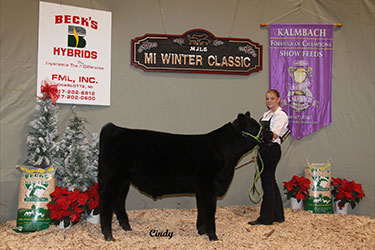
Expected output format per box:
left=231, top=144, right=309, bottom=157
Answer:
left=39, top=81, right=59, bottom=105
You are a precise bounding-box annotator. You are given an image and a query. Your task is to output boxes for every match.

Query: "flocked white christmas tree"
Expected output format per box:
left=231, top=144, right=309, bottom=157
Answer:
left=23, top=98, right=60, bottom=169
left=87, top=132, right=99, bottom=183
left=56, top=107, right=98, bottom=191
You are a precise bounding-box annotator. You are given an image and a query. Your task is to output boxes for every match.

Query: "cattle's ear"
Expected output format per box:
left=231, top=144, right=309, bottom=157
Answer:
left=245, top=111, right=251, bottom=117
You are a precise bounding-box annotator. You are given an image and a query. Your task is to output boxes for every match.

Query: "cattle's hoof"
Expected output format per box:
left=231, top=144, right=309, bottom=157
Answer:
left=104, top=235, right=115, bottom=241
left=208, top=235, right=218, bottom=241
left=121, top=224, right=132, bottom=231
left=197, top=228, right=206, bottom=235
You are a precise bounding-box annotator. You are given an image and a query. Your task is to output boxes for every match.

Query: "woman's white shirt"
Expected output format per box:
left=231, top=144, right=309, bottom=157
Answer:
left=261, top=106, right=289, bottom=144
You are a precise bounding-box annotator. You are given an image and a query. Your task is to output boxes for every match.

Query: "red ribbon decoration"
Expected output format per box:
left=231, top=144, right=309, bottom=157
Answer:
left=39, top=81, right=60, bottom=105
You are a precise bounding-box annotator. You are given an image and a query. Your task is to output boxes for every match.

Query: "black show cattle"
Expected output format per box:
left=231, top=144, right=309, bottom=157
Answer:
left=98, top=112, right=262, bottom=241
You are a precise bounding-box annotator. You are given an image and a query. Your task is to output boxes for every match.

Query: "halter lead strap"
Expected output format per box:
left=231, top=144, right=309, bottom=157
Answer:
left=248, top=147, right=264, bottom=203
left=240, top=124, right=264, bottom=203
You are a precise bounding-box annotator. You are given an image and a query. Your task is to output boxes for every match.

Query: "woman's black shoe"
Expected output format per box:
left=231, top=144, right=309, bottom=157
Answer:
left=274, top=218, right=285, bottom=223
left=248, top=220, right=273, bottom=225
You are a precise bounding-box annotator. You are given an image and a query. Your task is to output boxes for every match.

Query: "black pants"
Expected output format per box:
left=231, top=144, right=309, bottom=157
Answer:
left=256, top=142, right=284, bottom=224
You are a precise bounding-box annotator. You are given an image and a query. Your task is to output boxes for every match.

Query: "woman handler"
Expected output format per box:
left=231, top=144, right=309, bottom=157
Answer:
left=249, top=89, right=289, bottom=225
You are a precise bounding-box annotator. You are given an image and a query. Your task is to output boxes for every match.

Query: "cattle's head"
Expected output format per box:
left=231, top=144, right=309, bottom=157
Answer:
left=233, top=111, right=263, bottom=146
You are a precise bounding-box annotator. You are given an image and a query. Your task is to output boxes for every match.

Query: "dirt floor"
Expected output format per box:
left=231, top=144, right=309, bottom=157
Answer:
left=1, top=205, right=374, bottom=250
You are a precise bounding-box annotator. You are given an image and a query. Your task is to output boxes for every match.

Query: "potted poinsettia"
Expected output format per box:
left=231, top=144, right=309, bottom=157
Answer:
left=283, top=175, right=311, bottom=210
left=331, top=177, right=365, bottom=214
left=82, top=182, right=100, bottom=224
left=47, top=186, right=88, bottom=228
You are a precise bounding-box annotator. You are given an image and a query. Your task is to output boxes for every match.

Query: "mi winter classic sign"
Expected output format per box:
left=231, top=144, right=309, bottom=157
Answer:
left=131, top=29, right=262, bottom=75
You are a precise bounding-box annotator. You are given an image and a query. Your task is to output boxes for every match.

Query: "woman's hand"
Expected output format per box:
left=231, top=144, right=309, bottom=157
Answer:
left=272, top=132, right=278, bottom=140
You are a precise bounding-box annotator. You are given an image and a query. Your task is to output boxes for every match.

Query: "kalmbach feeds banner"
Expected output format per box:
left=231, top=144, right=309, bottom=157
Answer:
left=37, top=2, right=112, bottom=106
left=269, top=24, right=333, bottom=139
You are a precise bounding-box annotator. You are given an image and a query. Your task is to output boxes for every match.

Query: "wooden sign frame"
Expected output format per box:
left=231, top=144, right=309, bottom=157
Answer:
left=131, top=29, right=262, bottom=75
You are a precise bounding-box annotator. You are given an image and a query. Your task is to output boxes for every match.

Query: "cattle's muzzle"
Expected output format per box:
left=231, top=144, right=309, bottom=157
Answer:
left=241, top=124, right=263, bottom=144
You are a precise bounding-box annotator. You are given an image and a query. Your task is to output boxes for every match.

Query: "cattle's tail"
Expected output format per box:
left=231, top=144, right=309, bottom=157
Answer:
left=99, top=123, right=116, bottom=150
left=98, top=123, right=117, bottom=172
left=98, top=123, right=117, bottom=194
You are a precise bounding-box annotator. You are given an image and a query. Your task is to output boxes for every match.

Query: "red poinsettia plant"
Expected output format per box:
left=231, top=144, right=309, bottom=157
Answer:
left=81, top=182, right=99, bottom=216
left=331, top=177, right=365, bottom=209
left=283, top=175, right=311, bottom=202
left=47, top=186, right=88, bottom=227
left=47, top=182, right=99, bottom=227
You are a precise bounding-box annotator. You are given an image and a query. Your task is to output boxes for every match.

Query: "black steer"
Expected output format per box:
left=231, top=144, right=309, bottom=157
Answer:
left=98, top=112, right=262, bottom=241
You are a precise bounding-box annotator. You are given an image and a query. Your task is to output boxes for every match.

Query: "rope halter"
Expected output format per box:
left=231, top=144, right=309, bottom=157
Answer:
left=241, top=124, right=263, bottom=144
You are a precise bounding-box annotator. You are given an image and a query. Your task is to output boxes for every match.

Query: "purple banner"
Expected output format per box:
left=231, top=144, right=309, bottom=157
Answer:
left=269, top=24, right=333, bottom=139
